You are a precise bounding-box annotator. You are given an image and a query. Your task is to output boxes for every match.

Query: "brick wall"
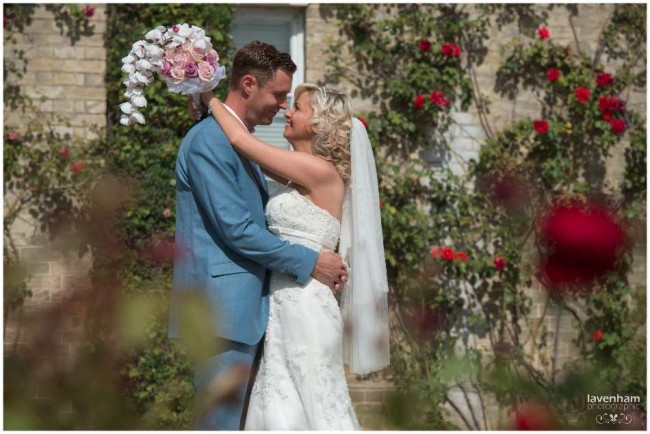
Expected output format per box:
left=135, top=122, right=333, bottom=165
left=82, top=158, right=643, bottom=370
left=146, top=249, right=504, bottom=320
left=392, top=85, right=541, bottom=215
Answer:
left=4, top=5, right=107, bottom=140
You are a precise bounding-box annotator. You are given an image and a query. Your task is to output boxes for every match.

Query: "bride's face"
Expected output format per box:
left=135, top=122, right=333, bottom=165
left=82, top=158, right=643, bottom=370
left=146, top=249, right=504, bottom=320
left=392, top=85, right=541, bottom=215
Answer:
left=283, top=91, right=315, bottom=151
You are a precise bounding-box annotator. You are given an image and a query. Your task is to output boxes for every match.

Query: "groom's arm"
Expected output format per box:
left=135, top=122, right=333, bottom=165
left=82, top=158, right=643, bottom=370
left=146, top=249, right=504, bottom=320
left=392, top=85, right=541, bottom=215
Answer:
left=187, top=127, right=318, bottom=284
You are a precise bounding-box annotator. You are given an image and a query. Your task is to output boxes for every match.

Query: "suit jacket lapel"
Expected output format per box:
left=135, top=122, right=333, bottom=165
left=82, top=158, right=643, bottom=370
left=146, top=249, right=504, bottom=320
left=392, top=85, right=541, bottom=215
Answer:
left=238, top=154, right=268, bottom=203
left=252, top=162, right=269, bottom=196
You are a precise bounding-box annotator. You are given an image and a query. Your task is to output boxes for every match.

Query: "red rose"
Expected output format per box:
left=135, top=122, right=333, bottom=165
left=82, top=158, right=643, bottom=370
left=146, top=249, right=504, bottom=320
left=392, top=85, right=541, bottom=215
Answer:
left=59, top=146, right=70, bottom=158
left=598, top=96, right=625, bottom=113
left=533, top=119, right=549, bottom=135
left=602, top=112, right=612, bottom=121
left=82, top=5, right=96, bottom=17
left=454, top=251, right=468, bottom=262
left=70, top=161, right=84, bottom=173
left=609, top=118, right=626, bottom=134
left=512, top=402, right=557, bottom=430
left=537, top=26, right=550, bottom=40
left=575, top=87, right=590, bottom=103
left=596, top=72, right=614, bottom=87
left=609, top=96, right=626, bottom=112
left=441, top=43, right=461, bottom=58
left=598, top=96, right=611, bottom=112
left=592, top=329, right=604, bottom=342
left=431, top=247, right=442, bottom=259
left=357, top=116, right=368, bottom=129
left=418, top=39, right=432, bottom=52
left=413, top=95, right=425, bottom=109
left=6, top=131, right=19, bottom=142
left=546, top=68, right=560, bottom=82
left=539, top=201, right=625, bottom=289
left=379, top=200, right=385, bottom=207
left=441, top=247, right=455, bottom=261
left=429, top=91, right=450, bottom=107
left=494, top=256, right=507, bottom=271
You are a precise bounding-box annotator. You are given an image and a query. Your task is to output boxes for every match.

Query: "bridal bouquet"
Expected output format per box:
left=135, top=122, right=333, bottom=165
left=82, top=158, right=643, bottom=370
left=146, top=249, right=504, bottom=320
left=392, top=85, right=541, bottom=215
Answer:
left=120, top=23, right=226, bottom=126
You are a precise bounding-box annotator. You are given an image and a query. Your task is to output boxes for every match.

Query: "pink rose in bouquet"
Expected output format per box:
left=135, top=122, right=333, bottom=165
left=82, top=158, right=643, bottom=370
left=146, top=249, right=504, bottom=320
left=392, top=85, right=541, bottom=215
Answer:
left=170, top=65, right=185, bottom=83
left=198, top=62, right=215, bottom=82
left=119, top=23, right=226, bottom=126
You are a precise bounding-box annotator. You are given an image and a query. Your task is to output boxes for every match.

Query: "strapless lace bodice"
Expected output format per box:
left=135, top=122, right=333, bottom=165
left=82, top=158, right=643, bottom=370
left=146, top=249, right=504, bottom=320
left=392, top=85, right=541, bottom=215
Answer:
left=265, top=183, right=340, bottom=251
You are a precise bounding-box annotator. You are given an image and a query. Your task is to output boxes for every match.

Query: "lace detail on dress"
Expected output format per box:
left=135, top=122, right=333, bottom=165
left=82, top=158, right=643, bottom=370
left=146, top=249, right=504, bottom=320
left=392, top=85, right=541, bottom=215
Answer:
left=265, top=184, right=340, bottom=251
left=244, top=182, right=360, bottom=430
left=316, top=350, right=355, bottom=427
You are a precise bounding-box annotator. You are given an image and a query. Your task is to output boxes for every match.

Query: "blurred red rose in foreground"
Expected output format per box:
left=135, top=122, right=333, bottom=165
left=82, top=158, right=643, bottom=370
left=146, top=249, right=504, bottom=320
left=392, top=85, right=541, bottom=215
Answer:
left=538, top=201, right=626, bottom=290
left=487, top=171, right=529, bottom=212
left=149, top=237, right=180, bottom=265
left=511, top=402, right=558, bottom=430
left=402, top=303, right=446, bottom=342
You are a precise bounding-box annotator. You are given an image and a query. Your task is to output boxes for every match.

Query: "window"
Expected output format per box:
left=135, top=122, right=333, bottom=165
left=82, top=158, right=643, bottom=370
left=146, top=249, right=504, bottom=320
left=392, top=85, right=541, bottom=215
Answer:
left=231, top=6, right=305, bottom=149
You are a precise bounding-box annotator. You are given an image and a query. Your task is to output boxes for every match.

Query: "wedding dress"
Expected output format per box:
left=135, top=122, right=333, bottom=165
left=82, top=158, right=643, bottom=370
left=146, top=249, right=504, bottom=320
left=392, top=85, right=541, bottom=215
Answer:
left=244, top=183, right=361, bottom=430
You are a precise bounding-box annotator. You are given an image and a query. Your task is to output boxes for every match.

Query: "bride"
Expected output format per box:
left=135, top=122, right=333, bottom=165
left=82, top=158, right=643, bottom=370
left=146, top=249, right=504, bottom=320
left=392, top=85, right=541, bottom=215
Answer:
left=200, top=84, right=389, bottom=430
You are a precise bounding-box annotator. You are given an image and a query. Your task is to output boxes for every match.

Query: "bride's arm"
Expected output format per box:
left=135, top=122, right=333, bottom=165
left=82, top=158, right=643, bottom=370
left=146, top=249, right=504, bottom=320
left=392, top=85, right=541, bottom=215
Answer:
left=262, top=170, right=291, bottom=187
left=203, top=94, right=338, bottom=189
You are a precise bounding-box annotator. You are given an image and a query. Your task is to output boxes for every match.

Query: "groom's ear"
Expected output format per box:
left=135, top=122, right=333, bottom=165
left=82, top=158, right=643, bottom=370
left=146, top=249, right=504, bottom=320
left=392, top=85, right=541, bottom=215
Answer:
left=241, top=74, right=258, bottom=96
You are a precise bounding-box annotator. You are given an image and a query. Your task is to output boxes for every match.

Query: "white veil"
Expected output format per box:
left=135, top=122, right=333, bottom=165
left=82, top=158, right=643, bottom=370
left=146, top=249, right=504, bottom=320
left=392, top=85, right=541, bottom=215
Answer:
left=339, top=118, right=390, bottom=375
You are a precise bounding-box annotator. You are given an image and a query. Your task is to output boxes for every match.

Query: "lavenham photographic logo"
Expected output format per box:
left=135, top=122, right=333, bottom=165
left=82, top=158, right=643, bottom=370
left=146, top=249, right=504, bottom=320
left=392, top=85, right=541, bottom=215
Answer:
left=586, top=394, right=642, bottom=425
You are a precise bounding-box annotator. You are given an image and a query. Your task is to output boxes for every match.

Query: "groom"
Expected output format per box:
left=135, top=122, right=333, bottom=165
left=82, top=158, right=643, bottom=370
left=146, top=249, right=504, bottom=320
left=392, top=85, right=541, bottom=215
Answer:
left=168, top=41, right=348, bottom=430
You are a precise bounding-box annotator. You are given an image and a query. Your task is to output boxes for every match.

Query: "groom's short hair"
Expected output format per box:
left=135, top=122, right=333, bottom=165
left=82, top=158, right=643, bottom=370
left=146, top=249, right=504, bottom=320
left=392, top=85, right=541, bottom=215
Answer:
left=230, top=41, right=296, bottom=90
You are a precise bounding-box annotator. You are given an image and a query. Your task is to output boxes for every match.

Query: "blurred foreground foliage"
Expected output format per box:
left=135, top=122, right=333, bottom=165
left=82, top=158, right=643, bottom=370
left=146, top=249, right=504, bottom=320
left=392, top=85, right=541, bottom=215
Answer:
left=4, top=3, right=233, bottom=429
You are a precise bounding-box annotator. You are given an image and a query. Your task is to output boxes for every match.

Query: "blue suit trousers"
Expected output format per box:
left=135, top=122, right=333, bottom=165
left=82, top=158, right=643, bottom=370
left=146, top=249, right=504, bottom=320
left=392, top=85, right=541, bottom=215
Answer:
left=194, top=338, right=262, bottom=430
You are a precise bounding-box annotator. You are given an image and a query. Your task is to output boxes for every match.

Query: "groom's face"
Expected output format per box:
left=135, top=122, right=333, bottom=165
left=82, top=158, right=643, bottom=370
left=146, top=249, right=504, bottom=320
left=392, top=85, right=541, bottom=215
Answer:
left=248, top=69, right=293, bottom=126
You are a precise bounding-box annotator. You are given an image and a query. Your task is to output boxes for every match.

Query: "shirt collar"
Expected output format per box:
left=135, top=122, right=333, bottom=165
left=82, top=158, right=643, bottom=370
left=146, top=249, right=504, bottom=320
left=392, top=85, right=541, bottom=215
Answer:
left=223, top=103, right=255, bottom=134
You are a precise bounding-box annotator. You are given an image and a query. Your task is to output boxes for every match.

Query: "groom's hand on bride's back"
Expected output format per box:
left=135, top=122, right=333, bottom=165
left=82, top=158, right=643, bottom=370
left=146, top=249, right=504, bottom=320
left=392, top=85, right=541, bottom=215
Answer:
left=312, top=251, right=348, bottom=293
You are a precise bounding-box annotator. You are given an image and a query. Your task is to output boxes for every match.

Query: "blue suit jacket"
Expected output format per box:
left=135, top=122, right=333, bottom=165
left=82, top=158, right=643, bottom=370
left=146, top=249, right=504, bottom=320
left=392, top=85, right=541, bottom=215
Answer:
left=168, top=117, right=318, bottom=345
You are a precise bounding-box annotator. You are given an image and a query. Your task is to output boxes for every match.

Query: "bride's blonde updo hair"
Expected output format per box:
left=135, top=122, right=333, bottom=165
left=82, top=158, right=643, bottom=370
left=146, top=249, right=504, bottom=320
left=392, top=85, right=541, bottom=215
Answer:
left=294, top=83, right=352, bottom=183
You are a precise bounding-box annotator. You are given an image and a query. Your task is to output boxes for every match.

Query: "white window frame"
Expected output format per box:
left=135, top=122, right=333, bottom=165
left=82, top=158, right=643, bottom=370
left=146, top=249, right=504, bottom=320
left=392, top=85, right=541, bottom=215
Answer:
left=232, top=6, right=305, bottom=104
